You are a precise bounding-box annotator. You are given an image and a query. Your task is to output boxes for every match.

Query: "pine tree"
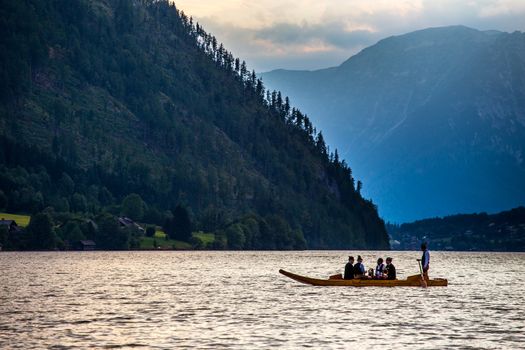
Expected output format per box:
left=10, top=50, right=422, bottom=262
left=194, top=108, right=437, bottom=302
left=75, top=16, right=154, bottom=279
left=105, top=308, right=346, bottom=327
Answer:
left=27, top=212, right=56, bottom=250
left=170, top=205, right=192, bottom=241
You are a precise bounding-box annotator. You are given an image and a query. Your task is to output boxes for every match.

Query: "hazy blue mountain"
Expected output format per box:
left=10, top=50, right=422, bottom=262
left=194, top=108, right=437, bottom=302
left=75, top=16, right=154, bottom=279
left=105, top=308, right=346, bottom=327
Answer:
left=261, top=26, right=525, bottom=222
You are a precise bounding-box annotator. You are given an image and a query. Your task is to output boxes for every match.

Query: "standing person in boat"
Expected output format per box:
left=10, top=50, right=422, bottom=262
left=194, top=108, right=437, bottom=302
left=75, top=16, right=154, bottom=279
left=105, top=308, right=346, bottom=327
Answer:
left=353, top=255, right=366, bottom=278
left=374, top=258, right=386, bottom=279
left=344, top=256, right=354, bottom=280
left=384, top=257, right=396, bottom=280
left=421, top=242, right=430, bottom=279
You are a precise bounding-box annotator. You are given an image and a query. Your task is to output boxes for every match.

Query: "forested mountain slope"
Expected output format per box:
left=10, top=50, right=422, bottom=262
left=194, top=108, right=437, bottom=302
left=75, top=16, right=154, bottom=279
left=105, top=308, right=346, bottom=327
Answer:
left=0, top=0, right=388, bottom=249
left=262, top=26, right=525, bottom=222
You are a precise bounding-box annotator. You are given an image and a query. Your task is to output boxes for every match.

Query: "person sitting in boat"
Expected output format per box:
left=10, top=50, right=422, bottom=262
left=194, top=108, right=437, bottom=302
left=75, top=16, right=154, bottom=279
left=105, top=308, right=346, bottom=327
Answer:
left=353, top=255, right=366, bottom=278
left=421, top=242, right=430, bottom=279
left=344, top=256, right=354, bottom=280
left=384, top=257, right=396, bottom=280
left=374, top=258, right=386, bottom=279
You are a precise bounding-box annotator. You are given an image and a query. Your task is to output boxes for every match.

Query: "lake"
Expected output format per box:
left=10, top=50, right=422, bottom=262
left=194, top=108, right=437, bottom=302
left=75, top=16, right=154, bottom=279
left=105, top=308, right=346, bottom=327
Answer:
left=1, top=251, right=524, bottom=349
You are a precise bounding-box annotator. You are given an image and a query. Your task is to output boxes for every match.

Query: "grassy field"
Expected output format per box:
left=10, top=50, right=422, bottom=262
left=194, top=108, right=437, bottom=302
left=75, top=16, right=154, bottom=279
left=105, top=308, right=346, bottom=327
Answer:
left=193, top=231, right=215, bottom=245
left=0, top=213, right=31, bottom=227
left=139, top=230, right=215, bottom=250
left=139, top=236, right=192, bottom=250
left=140, top=229, right=191, bottom=249
left=154, top=230, right=167, bottom=238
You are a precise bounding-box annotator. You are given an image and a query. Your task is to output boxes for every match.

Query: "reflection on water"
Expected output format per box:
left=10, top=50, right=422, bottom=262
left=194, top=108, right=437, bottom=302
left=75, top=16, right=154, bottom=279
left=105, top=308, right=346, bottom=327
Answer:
left=1, top=251, right=524, bottom=349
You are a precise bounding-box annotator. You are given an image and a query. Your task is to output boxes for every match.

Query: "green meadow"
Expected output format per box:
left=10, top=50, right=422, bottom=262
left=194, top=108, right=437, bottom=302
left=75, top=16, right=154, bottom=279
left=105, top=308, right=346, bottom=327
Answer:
left=0, top=213, right=31, bottom=227
left=138, top=230, right=215, bottom=250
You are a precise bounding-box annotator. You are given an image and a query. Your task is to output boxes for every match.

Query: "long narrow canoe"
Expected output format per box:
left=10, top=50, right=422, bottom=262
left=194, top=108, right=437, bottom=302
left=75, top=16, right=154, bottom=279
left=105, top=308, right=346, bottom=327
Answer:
left=279, top=269, right=448, bottom=287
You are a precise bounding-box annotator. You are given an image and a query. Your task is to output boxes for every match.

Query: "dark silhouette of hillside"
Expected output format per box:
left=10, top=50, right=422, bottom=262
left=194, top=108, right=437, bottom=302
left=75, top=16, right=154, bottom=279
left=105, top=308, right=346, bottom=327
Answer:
left=0, top=0, right=389, bottom=249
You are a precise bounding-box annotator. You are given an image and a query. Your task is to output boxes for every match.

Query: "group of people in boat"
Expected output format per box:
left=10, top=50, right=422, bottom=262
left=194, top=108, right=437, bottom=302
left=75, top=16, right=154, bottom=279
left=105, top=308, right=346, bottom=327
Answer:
left=343, top=243, right=430, bottom=280
left=344, top=255, right=396, bottom=280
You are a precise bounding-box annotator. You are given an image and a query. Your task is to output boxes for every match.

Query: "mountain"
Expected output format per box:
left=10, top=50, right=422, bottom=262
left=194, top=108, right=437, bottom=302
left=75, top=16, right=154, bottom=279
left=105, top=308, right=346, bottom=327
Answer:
left=261, top=26, right=525, bottom=223
left=387, top=207, right=525, bottom=251
left=0, top=0, right=389, bottom=249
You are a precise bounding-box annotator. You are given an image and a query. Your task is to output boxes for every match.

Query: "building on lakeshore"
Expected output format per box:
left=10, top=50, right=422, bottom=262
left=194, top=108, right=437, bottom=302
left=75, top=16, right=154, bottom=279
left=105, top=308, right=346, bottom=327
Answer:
left=77, top=240, right=96, bottom=251
left=0, top=219, right=20, bottom=233
left=118, top=217, right=145, bottom=233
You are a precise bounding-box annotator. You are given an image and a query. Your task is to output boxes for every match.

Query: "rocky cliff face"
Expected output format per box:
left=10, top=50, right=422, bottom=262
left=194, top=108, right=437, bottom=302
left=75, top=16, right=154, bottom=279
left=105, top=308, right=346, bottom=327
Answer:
left=262, top=26, right=525, bottom=222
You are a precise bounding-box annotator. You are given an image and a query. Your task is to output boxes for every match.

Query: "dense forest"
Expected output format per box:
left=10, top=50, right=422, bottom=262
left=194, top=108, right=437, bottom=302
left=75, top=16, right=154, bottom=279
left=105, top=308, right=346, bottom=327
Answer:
left=0, top=0, right=389, bottom=250
left=387, top=207, right=525, bottom=251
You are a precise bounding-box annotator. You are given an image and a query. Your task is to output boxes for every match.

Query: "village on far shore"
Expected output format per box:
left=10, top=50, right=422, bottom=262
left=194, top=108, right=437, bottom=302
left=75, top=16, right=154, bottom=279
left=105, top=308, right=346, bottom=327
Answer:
left=0, top=210, right=216, bottom=252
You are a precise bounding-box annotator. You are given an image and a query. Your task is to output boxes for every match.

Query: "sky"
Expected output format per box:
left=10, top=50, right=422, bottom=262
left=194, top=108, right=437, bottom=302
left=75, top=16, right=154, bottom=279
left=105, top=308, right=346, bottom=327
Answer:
left=174, top=0, right=525, bottom=72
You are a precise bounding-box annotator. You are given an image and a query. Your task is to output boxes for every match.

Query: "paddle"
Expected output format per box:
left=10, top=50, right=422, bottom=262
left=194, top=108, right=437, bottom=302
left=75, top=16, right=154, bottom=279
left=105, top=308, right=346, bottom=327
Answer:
left=417, top=258, right=428, bottom=288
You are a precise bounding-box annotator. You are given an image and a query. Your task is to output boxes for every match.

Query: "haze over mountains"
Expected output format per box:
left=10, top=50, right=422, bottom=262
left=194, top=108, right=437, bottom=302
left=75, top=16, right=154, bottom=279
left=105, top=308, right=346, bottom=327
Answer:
left=262, top=26, right=525, bottom=223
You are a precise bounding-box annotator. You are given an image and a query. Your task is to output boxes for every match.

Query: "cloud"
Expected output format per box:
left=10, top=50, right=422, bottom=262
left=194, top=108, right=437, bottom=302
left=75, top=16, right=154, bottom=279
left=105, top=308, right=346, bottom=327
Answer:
left=185, top=17, right=381, bottom=71
left=174, top=0, right=525, bottom=71
left=476, top=0, right=525, bottom=17
left=254, top=21, right=378, bottom=49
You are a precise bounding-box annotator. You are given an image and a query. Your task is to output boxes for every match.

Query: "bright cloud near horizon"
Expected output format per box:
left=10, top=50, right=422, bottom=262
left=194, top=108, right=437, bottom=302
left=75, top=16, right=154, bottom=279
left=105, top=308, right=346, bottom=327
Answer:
left=174, top=0, right=525, bottom=72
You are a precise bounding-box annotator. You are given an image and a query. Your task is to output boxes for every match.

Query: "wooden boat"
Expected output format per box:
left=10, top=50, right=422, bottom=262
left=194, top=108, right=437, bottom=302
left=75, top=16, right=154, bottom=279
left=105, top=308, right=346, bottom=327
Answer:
left=279, top=269, right=448, bottom=287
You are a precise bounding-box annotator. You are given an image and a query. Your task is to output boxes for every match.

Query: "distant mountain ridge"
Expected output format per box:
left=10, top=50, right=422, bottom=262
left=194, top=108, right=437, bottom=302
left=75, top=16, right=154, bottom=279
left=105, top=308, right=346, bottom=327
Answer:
left=261, top=26, right=525, bottom=222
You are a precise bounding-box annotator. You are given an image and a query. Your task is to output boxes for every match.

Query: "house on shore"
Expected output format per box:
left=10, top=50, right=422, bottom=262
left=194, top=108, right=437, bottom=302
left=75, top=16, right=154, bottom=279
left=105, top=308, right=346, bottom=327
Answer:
left=0, top=219, right=20, bottom=233
left=118, top=217, right=145, bottom=233
left=77, top=240, right=96, bottom=251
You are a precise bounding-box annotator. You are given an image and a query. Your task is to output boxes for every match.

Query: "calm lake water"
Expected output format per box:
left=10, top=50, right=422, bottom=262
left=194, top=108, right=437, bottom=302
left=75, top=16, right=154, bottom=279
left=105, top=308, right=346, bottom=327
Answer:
left=1, top=251, right=524, bottom=349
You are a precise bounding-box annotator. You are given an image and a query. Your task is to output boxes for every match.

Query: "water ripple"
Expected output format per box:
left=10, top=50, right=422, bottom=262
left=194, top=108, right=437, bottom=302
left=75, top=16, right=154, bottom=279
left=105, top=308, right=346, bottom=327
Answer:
left=1, top=251, right=524, bottom=349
